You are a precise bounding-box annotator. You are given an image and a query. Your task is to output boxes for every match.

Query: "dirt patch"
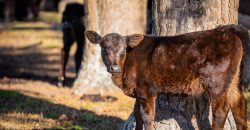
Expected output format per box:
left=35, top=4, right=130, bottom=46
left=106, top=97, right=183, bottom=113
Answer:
left=81, top=94, right=118, bottom=103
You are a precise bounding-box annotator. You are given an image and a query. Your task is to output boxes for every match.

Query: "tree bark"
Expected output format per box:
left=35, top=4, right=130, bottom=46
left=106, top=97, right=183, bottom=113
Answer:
left=123, top=0, right=239, bottom=129
left=239, top=13, right=250, bottom=29
left=73, top=0, right=147, bottom=95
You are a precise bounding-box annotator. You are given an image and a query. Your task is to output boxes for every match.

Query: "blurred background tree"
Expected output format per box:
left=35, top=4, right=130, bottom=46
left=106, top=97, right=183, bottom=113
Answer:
left=238, top=0, right=250, bottom=28
left=0, top=0, right=83, bottom=22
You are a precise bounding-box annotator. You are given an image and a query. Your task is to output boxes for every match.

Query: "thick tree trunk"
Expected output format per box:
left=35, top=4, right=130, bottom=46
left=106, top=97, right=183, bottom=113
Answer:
left=123, top=0, right=239, bottom=129
left=73, top=0, right=147, bottom=95
left=239, top=13, right=250, bottom=29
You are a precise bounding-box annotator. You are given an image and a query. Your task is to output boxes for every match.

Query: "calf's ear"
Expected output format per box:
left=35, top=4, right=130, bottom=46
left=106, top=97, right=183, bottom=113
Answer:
left=86, top=31, right=102, bottom=44
left=127, top=34, right=144, bottom=48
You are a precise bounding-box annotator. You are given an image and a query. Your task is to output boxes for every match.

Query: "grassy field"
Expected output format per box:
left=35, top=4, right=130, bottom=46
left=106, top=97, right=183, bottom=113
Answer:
left=0, top=12, right=134, bottom=129
left=0, top=80, right=134, bottom=129
left=0, top=11, right=250, bottom=129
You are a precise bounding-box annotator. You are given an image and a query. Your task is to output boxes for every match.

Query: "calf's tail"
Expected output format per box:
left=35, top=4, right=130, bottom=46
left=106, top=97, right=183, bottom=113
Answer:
left=233, top=25, right=250, bottom=91
left=217, top=24, right=250, bottom=91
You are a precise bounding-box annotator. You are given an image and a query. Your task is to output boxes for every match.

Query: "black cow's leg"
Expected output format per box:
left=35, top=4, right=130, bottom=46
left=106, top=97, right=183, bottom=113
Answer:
left=73, top=26, right=84, bottom=75
left=59, top=27, right=74, bottom=86
left=139, top=95, right=156, bottom=130
left=134, top=97, right=143, bottom=130
left=211, top=92, right=230, bottom=130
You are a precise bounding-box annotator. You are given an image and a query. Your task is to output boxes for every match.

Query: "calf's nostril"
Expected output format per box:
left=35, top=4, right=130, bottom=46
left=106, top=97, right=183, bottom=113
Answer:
left=110, top=66, right=114, bottom=71
left=113, top=66, right=118, bottom=71
left=110, top=65, right=119, bottom=72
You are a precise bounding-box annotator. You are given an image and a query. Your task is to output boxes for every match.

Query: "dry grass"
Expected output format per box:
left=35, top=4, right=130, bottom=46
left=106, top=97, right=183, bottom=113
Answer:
left=0, top=22, right=62, bottom=48
left=0, top=78, right=134, bottom=129
left=0, top=12, right=135, bottom=129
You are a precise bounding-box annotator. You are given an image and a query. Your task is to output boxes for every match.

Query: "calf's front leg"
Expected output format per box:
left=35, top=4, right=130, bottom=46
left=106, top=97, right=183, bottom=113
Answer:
left=134, top=97, right=143, bottom=130
left=139, top=95, right=156, bottom=130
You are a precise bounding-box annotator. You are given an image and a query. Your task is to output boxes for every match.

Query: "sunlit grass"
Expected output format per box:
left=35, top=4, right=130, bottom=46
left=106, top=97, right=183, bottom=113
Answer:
left=0, top=11, right=63, bottom=49
left=0, top=112, right=56, bottom=129
left=11, top=21, right=52, bottom=28
left=38, top=11, right=61, bottom=24
left=0, top=85, right=134, bottom=129
left=0, top=23, right=62, bottom=49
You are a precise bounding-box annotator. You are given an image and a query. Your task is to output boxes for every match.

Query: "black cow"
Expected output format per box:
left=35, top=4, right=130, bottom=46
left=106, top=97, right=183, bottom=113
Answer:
left=58, top=3, right=85, bottom=86
left=0, top=0, right=42, bottom=22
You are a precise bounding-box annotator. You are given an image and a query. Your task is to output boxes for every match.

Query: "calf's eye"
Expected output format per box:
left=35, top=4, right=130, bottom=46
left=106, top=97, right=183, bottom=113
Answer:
left=121, top=50, right=126, bottom=56
left=102, top=49, right=107, bottom=54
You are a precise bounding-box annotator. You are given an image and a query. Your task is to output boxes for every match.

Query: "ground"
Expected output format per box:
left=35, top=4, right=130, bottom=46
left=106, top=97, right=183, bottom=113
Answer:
left=0, top=11, right=250, bottom=130
left=0, top=12, right=134, bottom=130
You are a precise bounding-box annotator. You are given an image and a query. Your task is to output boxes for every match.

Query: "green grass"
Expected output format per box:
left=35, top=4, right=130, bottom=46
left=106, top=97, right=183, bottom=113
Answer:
left=0, top=90, right=19, bottom=98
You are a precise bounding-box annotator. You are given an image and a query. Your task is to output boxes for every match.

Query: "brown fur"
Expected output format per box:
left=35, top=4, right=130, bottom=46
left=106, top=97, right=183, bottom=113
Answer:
left=86, top=24, right=249, bottom=130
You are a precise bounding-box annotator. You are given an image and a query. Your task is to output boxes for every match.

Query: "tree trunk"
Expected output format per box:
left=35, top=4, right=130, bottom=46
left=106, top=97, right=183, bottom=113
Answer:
left=123, top=0, right=239, bottom=129
left=73, top=0, right=147, bottom=95
left=239, top=13, right=250, bottom=29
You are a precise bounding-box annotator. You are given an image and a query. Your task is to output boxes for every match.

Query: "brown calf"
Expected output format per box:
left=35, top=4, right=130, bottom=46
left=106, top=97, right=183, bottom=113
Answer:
left=86, top=24, right=250, bottom=130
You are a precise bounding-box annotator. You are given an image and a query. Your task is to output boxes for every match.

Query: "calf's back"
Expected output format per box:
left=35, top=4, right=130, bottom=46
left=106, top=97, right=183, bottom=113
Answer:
left=125, top=29, right=243, bottom=96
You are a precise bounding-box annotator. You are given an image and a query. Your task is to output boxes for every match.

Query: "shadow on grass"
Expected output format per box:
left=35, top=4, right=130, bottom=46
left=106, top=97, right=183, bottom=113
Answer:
left=81, top=94, right=118, bottom=103
left=0, top=89, right=125, bottom=129
left=0, top=42, right=75, bottom=87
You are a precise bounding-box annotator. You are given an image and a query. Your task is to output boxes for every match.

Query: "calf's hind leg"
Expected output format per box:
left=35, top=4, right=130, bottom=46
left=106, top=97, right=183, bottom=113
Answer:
left=211, top=92, right=231, bottom=130
left=229, top=86, right=247, bottom=130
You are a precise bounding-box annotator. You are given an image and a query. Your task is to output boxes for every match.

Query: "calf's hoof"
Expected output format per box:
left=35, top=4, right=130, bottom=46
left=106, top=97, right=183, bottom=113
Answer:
left=58, top=77, right=65, bottom=87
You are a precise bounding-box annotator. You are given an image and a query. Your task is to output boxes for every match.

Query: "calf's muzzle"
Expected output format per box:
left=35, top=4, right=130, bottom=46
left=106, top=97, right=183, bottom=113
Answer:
left=108, top=65, right=121, bottom=74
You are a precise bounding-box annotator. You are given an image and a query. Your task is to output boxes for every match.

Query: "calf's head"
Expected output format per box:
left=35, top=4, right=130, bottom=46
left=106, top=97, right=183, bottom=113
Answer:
left=86, top=31, right=144, bottom=74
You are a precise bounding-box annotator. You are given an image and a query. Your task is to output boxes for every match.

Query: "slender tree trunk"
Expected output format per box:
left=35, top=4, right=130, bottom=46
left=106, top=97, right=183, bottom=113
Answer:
left=123, top=0, right=239, bottom=129
left=73, top=0, right=147, bottom=95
